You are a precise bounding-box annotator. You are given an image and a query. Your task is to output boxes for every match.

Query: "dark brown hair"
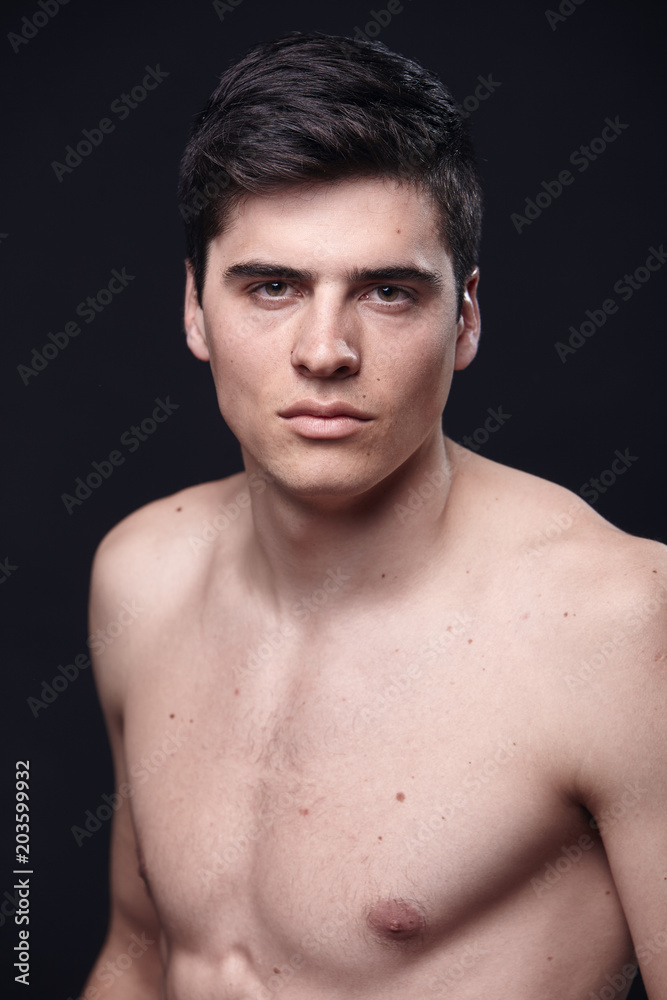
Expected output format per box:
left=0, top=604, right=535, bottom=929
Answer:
left=178, top=31, right=482, bottom=314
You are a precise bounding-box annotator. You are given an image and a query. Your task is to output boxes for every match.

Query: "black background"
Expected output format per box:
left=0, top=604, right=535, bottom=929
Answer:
left=1, top=0, right=665, bottom=996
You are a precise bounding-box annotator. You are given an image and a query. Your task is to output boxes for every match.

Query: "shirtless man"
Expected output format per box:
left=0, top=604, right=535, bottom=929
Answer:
left=81, top=31, right=666, bottom=1000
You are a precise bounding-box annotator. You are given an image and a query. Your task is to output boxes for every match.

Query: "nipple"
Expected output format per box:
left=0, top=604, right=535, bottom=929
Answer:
left=366, top=898, right=426, bottom=941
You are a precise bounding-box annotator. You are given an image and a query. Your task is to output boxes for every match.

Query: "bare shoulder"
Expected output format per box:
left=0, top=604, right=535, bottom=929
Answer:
left=87, top=472, right=251, bottom=701
left=455, top=441, right=666, bottom=701
left=452, top=442, right=667, bottom=600
left=90, top=472, right=247, bottom=600
left=452, top=444, right=667, bottom=788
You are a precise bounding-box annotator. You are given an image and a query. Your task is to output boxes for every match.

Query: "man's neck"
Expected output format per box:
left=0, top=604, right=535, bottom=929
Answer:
left=238, top=431, right=461, bottom=618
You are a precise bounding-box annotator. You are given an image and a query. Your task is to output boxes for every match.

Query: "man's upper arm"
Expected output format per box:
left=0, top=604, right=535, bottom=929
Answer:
left=87, top=523, right=163, bottom=975
left=578, top=549, right=667, bottom=996
left=99, top=721, right=163, bottom=958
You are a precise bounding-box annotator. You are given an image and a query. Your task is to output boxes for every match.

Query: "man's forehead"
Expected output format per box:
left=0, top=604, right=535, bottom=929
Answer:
left=209, top=176, right=451, bottom=274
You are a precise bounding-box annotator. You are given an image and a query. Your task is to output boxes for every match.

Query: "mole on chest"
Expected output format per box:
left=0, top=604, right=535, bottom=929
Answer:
left=366, top=898, right=426, bottom=942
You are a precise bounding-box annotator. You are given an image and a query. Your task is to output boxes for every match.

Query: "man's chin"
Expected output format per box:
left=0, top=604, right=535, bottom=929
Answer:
left=254, top=458, right=390, bottom=505
left=272, top=474, right=375, bottom=501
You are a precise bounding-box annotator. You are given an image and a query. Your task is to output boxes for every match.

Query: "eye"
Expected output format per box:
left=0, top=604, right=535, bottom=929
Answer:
left=367, top=285, right=413, bottom=304
left=258, top=281, right=290, bottom=297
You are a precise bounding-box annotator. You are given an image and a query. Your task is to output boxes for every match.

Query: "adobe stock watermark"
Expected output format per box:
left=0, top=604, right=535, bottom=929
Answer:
left=0, top=886, right=21, bottom=929
left=188, top=470, right=274, bottom=553
left=0, top=556, right=18, bottom=584
left=590, top=962, right=641, bottom=1000
left=60, top=396, right=180, bottom=514
left=227, top=903, right=354, bottom=1000
left=458, top=405, right=512, bottom=453
left=588, top=925, right=667, bottom=1000
left=564, top=584, right=667, bottom=693
left=588, top=781, right=647, bottom=837
left=635, top=926, right=667, bottom=979
left=511, top=116, right=629, bottom=234
left=352, top=0, right=414, bottom=42
left=428, top=940, right=488, bottom=993
left=179, top=167, right=230, bottom=223
left=51, top=66, right=170, bottom=182
left=354, top=616, right=474, bottom=732
left=204, top=624, right=472, bottom=886
left=71, top=726, right=190, bottom=846
left=530, top=833, right=595, bottom=895
left=244, top=566, right=351, bottom=673
left=405, top=739, right=519, bottom=857
left=234, top=954, right=306, bottom=1000
left=586, top=920, right=667, bottom=999
left=67, top=932, right=157, bottom=1000
left=254, top=901, right=371, bottom=1000
left=579, top=447, right=638, bottom=506
left=455, top=74, right=502, bottom=119
left=529, top=789, right=648, bottom=913
left=532, top=781, right=647, bottom=897
left=254, top=953, right=305, bottom=1000
left=213, top=0, right=246, bottom=20
left=395, top=408, right=512, bottom=524
left=27, top=652, right=92, bottom=718
left=522, top=501, right=580, bottom=559
left=17, top=266, right=135, bottom=385
left=544, top=0, right=586, bottom=31
left=27, top=599, right=144, bottom=717
left=87, top=599, right=145, bottom=655
left=198, top=784, right=299, bottom=888
left=393, top=467, right=447, bottom=524
left=7, top=0, right=69, bottom=54
left=555, top=244, right=666, bottom=362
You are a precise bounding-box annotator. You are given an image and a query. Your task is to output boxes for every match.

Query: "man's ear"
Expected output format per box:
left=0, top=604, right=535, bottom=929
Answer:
left=184, top=261, right=210, bottom=362
left=453, top=268, right=481, bottom=371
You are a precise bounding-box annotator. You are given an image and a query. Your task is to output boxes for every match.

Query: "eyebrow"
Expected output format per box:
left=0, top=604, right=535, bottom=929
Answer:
left=349, top=265, right=443, bottom=289
left=222, top=261, right=443, bottom=289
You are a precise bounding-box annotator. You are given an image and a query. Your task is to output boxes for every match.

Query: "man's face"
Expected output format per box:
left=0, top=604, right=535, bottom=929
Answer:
left=184, top=176, right=480, bottom=500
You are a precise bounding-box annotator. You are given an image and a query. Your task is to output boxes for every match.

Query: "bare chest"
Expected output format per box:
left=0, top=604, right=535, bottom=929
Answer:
left=121, top=602, right=611, bottom=977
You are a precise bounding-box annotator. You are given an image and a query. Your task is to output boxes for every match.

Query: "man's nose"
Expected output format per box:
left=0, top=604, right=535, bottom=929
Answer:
left=290, top=299, right=360, bottom=379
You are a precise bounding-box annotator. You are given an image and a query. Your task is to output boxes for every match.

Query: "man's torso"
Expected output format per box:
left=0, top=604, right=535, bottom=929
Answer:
left=115, top=451, right=638, bottom=999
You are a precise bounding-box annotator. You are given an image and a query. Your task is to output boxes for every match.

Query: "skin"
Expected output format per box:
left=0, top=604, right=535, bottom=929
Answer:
left=83, top=177, right=667, bottom=999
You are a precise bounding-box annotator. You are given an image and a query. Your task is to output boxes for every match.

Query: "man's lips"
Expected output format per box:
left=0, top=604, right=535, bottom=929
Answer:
left=279, top=401, right=374, bottom=439
left=279, top=400, right=373, bottom=419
